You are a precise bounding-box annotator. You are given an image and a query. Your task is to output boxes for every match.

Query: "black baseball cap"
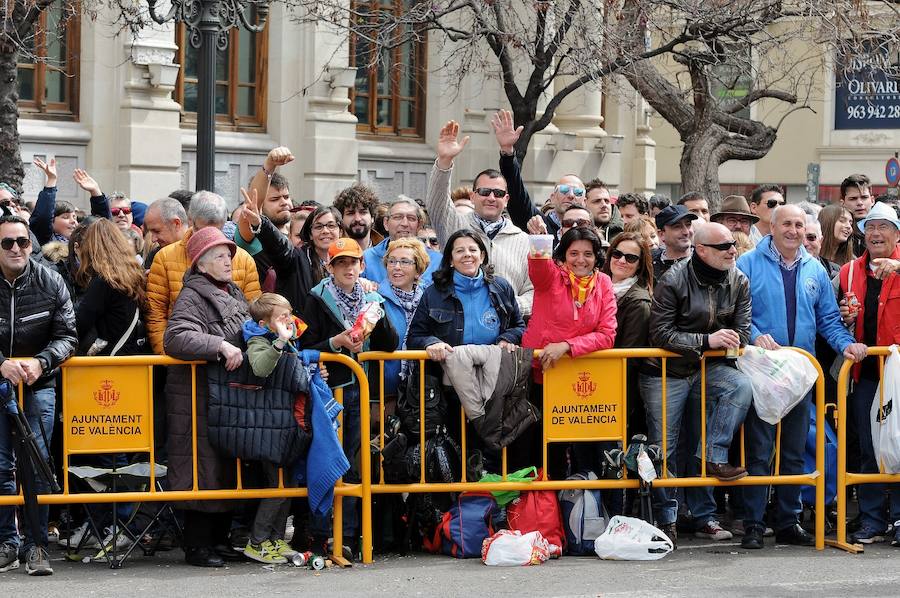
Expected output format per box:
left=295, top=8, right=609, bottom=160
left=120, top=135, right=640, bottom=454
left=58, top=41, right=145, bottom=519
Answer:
left=655, top=205, right=698, bottom=229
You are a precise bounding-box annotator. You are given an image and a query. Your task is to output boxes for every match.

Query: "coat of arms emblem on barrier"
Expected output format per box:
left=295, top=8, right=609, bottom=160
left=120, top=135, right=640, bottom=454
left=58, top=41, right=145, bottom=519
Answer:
left=572, top=371, right=597, bottom=399
left=93, top=379, right=120, bottom=408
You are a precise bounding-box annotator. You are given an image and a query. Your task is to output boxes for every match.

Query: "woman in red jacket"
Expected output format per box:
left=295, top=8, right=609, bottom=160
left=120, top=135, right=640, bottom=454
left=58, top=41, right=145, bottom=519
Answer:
left=521, top=227, right=617, bottom=477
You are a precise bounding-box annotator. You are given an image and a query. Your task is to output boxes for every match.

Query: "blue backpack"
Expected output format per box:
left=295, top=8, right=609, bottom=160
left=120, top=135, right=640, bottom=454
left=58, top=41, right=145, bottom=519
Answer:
left=558, top=471, right=610, bottom=555
left=425, top=492, right=498, bottom=558
left=803, top=405, right=837, bottom=506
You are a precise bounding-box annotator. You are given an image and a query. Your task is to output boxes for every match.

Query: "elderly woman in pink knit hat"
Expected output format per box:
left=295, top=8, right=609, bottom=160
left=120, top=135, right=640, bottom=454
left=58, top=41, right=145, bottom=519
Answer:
left=163, top=226, right=250, bottom=568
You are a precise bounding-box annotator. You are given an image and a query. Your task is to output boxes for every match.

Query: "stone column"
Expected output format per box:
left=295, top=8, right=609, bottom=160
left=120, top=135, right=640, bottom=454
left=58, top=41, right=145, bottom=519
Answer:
left=632, top=102, right=657, bottom=195
left=117, top=25, right=184, bottom=199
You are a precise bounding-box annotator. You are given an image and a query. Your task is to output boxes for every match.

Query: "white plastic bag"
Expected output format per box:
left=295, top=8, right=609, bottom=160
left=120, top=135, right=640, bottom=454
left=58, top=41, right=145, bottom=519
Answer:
left=737, top=346, right=818, bottom=425
left=593, top=515, right=673, bottom=561
left=871, top=345, right=900, bottom=474
left=481, top=530, right=550, bottom=566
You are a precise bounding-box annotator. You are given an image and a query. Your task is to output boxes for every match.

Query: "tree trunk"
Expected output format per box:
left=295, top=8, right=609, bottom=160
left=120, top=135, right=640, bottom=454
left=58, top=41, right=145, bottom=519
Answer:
left=680, top=130, right=725, bottom=211
left=0, top=42, right=23, bottom=193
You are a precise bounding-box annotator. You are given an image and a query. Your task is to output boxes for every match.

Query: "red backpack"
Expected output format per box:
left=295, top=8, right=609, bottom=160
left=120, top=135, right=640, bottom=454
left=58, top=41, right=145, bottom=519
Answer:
left=507, top=470, right=565, bottom=555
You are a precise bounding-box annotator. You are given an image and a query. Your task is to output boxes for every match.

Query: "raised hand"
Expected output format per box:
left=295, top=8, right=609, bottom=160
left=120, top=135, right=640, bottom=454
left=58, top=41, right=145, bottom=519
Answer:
left=240, top=187, right=261, bottom=227
left=436, top=121, right=470, bottom=170
left=264, top=146, right=294, bottom=171
left=491, top=110, right=523, bottom=155
left=73, top=168, right=102, bottom=197
left=33, top=157, right=57, bottom=188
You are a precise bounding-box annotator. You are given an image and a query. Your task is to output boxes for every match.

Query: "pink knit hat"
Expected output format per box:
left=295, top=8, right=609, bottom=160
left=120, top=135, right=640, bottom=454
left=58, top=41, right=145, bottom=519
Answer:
left=186, top=226, right=236, bottom=267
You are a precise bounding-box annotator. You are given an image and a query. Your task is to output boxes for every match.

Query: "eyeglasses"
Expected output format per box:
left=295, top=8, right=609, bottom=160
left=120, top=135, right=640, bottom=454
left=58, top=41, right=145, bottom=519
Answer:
left=110, top=207, right=132, bottom=216
left=699, top=241, right=737, bottom=251
left=0, top=236, right=31, bottom=250
left=312, top=222, right=339, bottom=231
left=766, top=199, right=787, bottom=209
left=557, top=184, right=585, bottom=197
left=418, top=236, right=439, bottom=246
left=388, top=213, right=419, bottom=222
left=610, top=249, right=640, bottom=264
left=562, top=218, right=592, bottom=228
left=387, top=257, right=416, bottom=268
left=805, top=234, right=819, bottom=242
left=475, top=187, right=507, bottom=199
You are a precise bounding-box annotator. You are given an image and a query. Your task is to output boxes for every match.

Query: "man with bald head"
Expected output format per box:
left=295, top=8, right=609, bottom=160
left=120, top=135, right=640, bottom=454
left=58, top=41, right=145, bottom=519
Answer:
left=492, top=109, right=586, bottom=242
left=736, top=205, right=865, bottom=549
left=639, top=221, right=754, bottom=547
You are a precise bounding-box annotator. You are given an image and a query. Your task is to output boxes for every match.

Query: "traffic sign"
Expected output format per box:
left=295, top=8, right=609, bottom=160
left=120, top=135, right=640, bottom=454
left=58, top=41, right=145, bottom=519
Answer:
left=887, top=157, right=900, bottom=188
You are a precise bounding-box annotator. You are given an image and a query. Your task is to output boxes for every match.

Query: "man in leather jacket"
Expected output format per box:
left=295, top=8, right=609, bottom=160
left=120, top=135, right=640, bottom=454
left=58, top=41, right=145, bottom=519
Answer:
left=638, top=222, right=754, bottom=547
left=0, top=215, right=76, bottom=576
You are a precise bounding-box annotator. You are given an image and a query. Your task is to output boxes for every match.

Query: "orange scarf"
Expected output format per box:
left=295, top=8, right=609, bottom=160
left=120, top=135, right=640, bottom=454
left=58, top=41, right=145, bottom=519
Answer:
left=565, top=267, right=598, bottom=308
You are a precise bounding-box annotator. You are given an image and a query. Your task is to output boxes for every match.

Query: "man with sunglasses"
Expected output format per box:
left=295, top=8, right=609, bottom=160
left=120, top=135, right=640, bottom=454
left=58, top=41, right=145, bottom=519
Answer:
left=736, top=204, right=865, bottom=549
left=362, top=198, right=442, bottom=286
left=0, top=215, right=76, bottom=576
left=748, top=184, right=786, bottom=245
left=491, top=110, right=586, bottom=244
left=425, top=120, right=534, bottom=315
left=109, top=193, right=134, bottom=232
left=639, top=222, right=754, bottom=547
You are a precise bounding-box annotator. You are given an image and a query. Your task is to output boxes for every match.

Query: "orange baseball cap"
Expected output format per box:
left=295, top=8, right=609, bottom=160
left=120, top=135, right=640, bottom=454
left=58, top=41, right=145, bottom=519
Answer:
left=327, top=237, right=364, bottom=264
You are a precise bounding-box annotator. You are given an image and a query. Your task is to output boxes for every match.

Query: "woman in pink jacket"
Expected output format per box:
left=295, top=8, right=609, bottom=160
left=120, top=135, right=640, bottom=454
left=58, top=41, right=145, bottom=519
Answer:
left=520, top=227, right=617, bottom=478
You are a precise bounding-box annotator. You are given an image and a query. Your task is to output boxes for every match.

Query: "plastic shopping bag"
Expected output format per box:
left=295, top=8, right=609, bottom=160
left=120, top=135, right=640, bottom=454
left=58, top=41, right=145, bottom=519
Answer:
left=870, top=345, right=900, bottom=474
left=737, top=346, right=818, bottom=425
left=593, top=515, right=673, bottom=561
left=478, top=466, right=538, bottom=507
left=481, top=530, right=550, bottom=566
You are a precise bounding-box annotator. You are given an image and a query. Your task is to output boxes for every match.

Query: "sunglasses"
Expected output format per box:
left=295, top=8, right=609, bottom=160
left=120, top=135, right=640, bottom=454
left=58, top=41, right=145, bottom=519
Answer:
left=699, top=241, right=737, bottom=251
left=418, top=236, right=439, bottom=246
left=0, top=236, right=31, bottom=250
left=111, top=207, right=132, bottom=216
left=289, top=205, right=315, bottom=214
left=766, top=199, right=787, bottom=209
left=475, top=187, right=507, bottom=199
left=557, top=184, right=585, bottom=197
left=610, top=249, right=641, bottom=264
left=805, top=234, right=819, bottom=242
left=562, top=218, right=592, bottom=228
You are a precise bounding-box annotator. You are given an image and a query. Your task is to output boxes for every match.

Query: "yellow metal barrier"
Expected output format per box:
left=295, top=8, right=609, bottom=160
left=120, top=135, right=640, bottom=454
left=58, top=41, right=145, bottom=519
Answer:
left=359, top=348, right=827, bottom=551
left=0, top=353, right=373, bottom=565
left=828, top=347, right=900, bottom=553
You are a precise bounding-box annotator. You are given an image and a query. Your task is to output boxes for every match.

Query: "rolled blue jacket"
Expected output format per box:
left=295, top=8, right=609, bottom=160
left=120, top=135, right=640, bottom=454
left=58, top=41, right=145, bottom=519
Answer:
left=736, top=235, right=853, bottom=356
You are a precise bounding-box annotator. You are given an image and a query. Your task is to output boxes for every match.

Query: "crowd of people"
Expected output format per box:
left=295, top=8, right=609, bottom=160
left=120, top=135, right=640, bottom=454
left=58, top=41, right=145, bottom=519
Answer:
left=0, top=110, right=898, bottom=576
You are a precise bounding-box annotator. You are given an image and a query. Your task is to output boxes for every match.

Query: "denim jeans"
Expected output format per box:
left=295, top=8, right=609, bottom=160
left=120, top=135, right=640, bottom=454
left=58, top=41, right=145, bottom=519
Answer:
left=639, top=362, right=753, bottom=526
left=742, top=392, right=811, bottom=532
left=850, top=378, right=900, bottom=532
left=310, top=383, right=360, bottom=542
left=0, top=387, right=56, bottom=550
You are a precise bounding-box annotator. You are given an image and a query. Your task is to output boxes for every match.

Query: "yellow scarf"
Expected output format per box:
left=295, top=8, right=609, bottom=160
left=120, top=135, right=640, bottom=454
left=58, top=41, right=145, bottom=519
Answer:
left=565, top=267, right=598, bottom=308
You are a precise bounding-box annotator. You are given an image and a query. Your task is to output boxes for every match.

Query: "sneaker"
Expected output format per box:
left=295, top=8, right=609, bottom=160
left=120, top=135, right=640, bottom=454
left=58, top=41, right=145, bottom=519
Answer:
left=660, top=523, right=678, bottom=549
left=66, top=521, right=101, bottom=550
left=892, top=522, right=900, bottom=547
left=730, top=520, right=774, bottom=537
left=695, top=520, right=733, bottom=541
left=272, top=539, right=297, bottom=558
left=243, top=540, right=288, bottom=564
left=25, top=546, right=53, bottom=576
left=849, top=526, right=885, bottom=545
left=93, top=528, right=134, bottom=562
left=0, top=543, right=19, bottom=572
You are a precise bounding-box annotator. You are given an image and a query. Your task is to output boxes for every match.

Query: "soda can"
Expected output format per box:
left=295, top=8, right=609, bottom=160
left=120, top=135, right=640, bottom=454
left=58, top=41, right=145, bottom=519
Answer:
left=289, top=551, right=311, bottom=567
left=309, top=555, right=326, bottom=571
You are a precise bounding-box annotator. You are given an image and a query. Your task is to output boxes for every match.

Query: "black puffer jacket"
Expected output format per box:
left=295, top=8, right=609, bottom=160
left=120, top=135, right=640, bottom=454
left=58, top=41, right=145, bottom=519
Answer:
left=207, top=352, right=310, bottom=466
left=440, top=345, right=539, bottom=451
left=0, top=257, right=77, bottom=389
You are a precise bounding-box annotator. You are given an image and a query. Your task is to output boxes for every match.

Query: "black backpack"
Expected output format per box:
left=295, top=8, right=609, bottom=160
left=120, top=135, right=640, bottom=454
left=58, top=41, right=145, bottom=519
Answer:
left=396, top=361, right=447, bottom=439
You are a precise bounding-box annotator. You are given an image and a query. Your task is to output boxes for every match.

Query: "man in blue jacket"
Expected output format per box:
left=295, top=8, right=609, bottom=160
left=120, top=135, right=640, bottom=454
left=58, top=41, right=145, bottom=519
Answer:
left=362, top=198, right=441, bottom=286
left=736, top=203, right=867, bottom=549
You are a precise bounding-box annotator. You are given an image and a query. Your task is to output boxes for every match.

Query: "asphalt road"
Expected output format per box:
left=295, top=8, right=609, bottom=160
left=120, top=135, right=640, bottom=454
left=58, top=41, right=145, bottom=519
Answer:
left=1, top=536, right=898, bottom=597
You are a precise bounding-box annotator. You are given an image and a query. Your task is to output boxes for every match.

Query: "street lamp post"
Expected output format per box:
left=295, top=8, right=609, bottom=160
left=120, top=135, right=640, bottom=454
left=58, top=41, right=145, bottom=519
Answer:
left=147, top=0, right=269, bottom=192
